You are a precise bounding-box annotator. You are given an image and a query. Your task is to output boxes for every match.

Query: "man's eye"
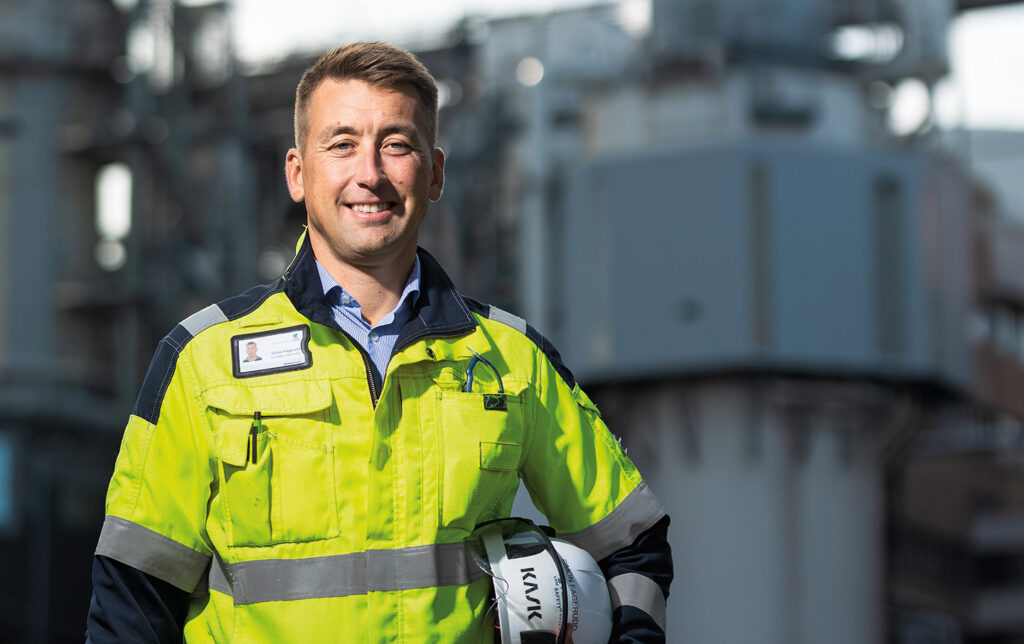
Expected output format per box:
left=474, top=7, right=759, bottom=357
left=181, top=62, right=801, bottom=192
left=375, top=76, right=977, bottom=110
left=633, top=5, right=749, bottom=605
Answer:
left=384, top=141, right=412, bottom=153
left=331, top=141, right=353, bottom=151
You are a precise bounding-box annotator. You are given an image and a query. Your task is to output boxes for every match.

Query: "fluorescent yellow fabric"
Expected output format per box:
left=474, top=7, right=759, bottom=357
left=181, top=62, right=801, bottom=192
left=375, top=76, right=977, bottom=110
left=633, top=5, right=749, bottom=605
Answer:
left=102, top=276, right=658, bottom=642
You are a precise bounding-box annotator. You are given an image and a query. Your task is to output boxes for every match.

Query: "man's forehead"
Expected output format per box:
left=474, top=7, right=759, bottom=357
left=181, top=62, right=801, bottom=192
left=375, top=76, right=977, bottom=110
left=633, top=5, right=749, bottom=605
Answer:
left=307, top=78, right=430, bottom=140
left=309, top=79, right=419, bottom=118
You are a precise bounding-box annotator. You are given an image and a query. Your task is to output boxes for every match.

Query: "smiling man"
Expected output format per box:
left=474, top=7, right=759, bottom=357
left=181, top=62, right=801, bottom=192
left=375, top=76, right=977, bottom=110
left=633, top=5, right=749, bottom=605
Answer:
left=86, top=42, right=672, bottom=643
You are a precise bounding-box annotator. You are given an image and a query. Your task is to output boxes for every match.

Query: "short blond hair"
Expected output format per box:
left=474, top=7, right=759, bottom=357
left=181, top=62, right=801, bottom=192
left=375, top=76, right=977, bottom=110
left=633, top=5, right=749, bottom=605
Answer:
left=294, top=41, right=439, bottom=150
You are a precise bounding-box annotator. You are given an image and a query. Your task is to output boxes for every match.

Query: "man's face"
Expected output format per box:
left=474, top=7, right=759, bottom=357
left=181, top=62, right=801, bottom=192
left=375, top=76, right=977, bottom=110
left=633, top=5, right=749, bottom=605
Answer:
left=285, top=78, right=444, bottom=272
left=245, top=343, right=259, bottom=361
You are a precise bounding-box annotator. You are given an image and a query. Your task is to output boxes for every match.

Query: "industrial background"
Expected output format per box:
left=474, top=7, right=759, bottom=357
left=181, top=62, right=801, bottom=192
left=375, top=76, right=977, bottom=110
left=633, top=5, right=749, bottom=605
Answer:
left=1, top=0, right=1023, bottom=642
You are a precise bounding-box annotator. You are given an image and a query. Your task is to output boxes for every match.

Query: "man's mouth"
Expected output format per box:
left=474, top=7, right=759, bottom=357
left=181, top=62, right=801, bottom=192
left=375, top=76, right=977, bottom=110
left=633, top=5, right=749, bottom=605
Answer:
left=349, top=202, right=396, bottom=213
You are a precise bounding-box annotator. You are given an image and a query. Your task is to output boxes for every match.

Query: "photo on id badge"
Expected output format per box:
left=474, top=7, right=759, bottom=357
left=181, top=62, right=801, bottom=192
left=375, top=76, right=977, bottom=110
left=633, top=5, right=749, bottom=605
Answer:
left=232, top=325, right=313, bottom=378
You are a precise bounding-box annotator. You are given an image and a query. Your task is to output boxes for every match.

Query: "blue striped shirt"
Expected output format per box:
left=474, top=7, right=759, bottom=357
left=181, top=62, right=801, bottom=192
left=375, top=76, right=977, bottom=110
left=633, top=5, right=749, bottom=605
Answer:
left=315, top=257, right=421, bottom=391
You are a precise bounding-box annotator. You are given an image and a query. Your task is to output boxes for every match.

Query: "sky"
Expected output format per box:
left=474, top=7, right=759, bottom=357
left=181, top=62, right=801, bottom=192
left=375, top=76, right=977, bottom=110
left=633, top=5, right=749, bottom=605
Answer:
left=229, top=0, right=603, bottom=62
left=226, top=0, right=1024, bottom=132
left=943, top=4, right=1024, bottom=130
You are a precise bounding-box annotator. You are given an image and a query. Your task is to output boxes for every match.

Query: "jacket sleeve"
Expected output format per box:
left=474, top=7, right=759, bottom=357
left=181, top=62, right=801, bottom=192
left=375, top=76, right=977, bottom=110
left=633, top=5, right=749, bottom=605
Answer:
left=599, top=515, right=672, bottom=643
left=518, top=332, right=672, bottom=642
left=86, top=555, right=191, bottom=643
left=87, top=332, right=215, bottom=639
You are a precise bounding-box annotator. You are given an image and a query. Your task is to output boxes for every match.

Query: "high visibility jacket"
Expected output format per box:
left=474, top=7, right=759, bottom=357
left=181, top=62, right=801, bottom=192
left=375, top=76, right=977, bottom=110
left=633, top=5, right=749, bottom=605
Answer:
left=95, top=233, right=668, bottom=643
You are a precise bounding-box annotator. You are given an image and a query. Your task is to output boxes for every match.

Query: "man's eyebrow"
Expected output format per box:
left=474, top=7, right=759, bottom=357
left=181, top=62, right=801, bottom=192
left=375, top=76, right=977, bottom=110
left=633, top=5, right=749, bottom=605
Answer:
left=315, top=122, right=423, bottom=145
left=316, top=124, right=357, bottom=144
left=379, top=123, right=420, bottom=140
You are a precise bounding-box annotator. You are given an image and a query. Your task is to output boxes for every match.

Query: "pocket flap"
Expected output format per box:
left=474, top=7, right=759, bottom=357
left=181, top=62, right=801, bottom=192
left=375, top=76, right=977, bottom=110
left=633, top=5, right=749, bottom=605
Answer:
left=203, top=380, right=332, bottom=415
left=217, top=418, right=254, bottom=467
left=480, top=441, right=521, bottom=472
left=237, top=312, right=282, bottom=328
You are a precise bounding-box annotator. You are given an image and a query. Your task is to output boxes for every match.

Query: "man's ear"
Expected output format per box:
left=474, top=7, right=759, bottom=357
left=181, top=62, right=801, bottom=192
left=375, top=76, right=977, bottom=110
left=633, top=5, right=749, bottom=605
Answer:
left=285, top=148, right=304, bottom=202
left=428, top=147, right=445, bottom=202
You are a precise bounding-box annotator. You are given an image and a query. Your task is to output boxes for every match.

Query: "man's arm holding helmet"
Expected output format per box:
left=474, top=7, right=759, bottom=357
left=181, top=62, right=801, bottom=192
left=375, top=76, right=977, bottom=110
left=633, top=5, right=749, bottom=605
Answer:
left=522, top=330, right=674, bottom=642
left=598, top=515, right=673, bottom=643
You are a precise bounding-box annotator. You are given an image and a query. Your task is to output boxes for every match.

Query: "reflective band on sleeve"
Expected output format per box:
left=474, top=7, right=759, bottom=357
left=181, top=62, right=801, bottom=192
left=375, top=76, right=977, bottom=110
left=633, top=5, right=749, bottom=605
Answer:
left=95, top=516, right=211, bottom=592
left=607, top=573, right=667, bottom=633
left=560, top=481, right=667, bottom=561
left=223, top=542, right=487, bottom=605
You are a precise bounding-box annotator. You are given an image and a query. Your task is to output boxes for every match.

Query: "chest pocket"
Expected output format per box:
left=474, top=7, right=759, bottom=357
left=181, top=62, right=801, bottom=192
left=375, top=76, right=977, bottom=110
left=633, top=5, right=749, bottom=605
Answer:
left=205, top=381, right=338, bottom=547
left=435, top=388, right=525, bottom=532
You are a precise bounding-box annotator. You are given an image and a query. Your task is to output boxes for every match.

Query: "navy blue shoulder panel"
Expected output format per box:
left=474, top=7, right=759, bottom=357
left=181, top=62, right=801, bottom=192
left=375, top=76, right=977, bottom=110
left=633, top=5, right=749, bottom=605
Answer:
left=131, top=281, right=282, bottom=425
left=460, top=296, right=489, bottom=320
left=217, top=281, right=283, bottom=320
left=462, top=296, right=577, bottom=390
left=131, top=325, right=191, bottom=425
left=524, top=322, right=576, bottom=390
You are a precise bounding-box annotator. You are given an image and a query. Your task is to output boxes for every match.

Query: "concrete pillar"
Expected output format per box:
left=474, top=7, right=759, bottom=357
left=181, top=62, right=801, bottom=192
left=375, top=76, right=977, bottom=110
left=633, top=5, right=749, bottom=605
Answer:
left=597, top=377, right=888, bottom=644
left=654, top=381, right=797, bottom=643
left=795, top=411, right=884, bottom=644
left=4, top=77, right=64, bottom=371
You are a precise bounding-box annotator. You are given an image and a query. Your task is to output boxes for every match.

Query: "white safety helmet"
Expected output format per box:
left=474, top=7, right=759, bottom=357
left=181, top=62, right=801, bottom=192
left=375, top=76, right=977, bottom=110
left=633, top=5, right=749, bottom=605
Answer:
left=468, top=518, right=613, bottom=644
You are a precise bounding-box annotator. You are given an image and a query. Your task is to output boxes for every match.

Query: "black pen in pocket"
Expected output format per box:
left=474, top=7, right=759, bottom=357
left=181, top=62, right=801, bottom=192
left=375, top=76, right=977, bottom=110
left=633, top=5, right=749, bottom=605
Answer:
left=249, top=411, right=262, bottom=464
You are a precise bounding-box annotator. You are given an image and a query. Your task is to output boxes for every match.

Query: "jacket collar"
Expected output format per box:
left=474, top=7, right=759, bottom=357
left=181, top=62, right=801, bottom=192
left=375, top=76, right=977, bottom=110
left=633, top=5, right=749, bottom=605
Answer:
left=282, top=231, right=477, bottom=347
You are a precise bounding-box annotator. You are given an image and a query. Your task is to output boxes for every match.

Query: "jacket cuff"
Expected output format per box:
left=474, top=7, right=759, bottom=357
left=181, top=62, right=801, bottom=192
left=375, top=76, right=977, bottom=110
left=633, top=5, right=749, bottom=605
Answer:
left=95, top=516, right=210, bottom=592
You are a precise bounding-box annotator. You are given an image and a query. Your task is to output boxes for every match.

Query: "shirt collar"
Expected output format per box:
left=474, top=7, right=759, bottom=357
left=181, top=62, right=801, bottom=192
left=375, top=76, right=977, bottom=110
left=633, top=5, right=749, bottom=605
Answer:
left=282, top=232, right=477, bottom=343
left=315, top=256, right=421, bottom=321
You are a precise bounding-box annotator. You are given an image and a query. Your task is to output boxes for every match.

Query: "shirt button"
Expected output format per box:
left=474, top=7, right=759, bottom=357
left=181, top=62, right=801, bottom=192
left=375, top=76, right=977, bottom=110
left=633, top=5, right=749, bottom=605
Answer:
left=341, top=294, right=352, bottom=306
left=369, top=331, right=379, bottom=343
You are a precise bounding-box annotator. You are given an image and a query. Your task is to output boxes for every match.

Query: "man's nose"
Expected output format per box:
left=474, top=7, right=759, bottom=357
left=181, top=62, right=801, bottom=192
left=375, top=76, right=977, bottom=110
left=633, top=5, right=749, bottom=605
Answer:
left=356, top=148, right=385, bottom=187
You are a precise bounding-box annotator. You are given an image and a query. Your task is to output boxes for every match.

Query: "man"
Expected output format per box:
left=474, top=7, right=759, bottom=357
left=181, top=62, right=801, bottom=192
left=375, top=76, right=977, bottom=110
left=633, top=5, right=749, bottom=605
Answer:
left=242, top=341, right=261, bottom=362
left=87, top=42, right=671, bottom=642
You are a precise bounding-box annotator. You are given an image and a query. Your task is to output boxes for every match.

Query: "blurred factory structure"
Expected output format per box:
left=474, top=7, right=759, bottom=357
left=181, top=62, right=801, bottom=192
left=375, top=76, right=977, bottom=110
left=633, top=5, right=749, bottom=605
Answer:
left=1, top=0, right=1023, bottom=641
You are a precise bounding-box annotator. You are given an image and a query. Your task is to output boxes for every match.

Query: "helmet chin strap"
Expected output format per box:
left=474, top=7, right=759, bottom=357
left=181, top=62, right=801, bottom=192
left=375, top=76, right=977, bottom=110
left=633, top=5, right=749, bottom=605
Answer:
left=481, top=525, right=515, bottom=644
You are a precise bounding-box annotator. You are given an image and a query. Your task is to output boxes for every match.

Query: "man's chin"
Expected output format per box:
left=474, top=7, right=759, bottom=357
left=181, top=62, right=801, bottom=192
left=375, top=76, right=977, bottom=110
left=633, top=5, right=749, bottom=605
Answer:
left=339, top=242, right=419, bottom=270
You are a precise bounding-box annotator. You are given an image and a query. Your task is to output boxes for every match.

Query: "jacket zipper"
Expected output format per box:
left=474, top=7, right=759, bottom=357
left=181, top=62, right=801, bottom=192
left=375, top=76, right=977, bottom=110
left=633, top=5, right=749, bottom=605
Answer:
left=328, top=325, right=381, bottom=407
left=360, top=348, right=380, bottom=406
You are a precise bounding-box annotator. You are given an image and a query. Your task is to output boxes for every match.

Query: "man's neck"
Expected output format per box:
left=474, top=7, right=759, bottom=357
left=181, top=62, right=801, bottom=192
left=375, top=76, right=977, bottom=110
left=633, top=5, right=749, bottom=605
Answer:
left=313, top=245, right=416, bottom=327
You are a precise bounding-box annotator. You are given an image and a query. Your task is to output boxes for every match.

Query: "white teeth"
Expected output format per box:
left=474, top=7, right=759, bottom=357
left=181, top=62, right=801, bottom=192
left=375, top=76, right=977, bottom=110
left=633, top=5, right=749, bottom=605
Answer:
left=351, top=203, right=387, bottom=213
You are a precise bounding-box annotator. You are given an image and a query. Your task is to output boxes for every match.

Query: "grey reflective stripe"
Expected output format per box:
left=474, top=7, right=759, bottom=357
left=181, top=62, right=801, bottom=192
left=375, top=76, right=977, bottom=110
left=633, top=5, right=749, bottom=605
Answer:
left=368, top=543, right=482, bottom=592
left=191, top=554, right=231, bottom=597
left=180, top=304, right=227, bottom=336
left=222, top=542, right=486, bottom=605
left=560, top=481, right=667, bottom=561
left=607, top=573, right=667, bottom=632
left=210, top=554, right=231, bottom=595
left=487, top=305, right=527, bottom=334
left=95, top=516, right=211, bottom=592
